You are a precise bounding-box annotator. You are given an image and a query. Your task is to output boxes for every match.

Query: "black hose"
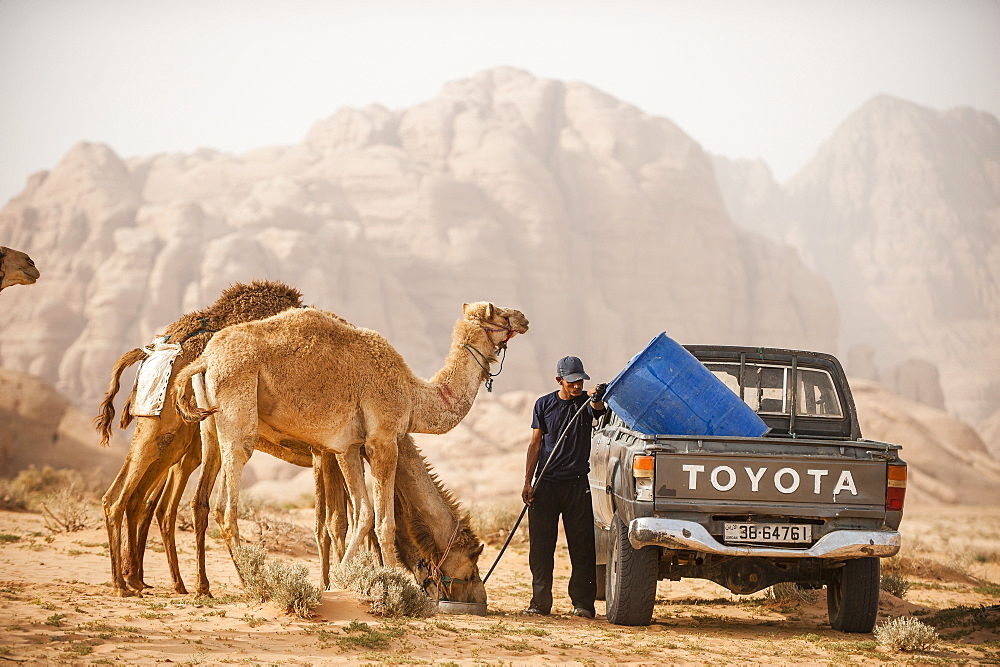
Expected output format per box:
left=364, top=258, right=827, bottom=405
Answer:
left=482, top=397, right=594, bottom=583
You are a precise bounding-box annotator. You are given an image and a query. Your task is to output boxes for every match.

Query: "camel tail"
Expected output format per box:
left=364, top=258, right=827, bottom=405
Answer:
left=92, top=347, right=147, bottom=447
left=172, top=358, right=217, bottom=422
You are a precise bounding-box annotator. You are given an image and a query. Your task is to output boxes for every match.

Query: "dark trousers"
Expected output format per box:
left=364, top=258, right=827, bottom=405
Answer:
left=527, top=475, right=597, bottom=614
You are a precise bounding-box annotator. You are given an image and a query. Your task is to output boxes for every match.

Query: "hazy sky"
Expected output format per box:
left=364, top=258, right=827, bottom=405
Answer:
left=1, top=0, right=997, bottom=207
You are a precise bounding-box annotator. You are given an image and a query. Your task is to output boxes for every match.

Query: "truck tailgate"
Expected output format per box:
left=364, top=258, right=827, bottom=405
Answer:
left=650, top=438, right=889, bottom=516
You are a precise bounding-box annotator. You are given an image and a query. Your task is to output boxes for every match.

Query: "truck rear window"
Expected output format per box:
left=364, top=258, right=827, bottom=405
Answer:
left=705, top=362, right=844, bottom=419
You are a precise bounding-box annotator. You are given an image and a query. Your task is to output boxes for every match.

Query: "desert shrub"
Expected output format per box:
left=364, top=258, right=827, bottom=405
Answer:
left=40, top=484, right=93, bottom=533
left=265, top=560, right=322, bottom=618
left=469, top=501, right=527, bottom=545
left=232, top=543, right=321, bottom=619
left=881, top=571, right=911, bottom=598
left=0, top=478, right=28, bottom=511
left=11, top=466, right=104, bottom=498
left=874, top=616, right=939, bottom=652
left=233, top=543, right=270, bottom=602
left=332, top=551, right=433, bottom=618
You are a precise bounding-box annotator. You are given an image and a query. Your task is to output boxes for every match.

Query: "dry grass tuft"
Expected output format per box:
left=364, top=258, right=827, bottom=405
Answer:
left=874, top=616, right=939, bottom=652
left=469, top=502, right=527, bottom=545
left=765, top=582, right=809, bottom=603
left=332, top=550, right=433, bottom=618
left=1, top=466, right=105, bottom=511
left=236, top=495, right=316, bottom=555
left=40, top=484, right=93, bottom=533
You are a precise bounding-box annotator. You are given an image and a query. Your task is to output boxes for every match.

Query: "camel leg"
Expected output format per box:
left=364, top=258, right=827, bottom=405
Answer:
left=338, top=445, right=375, bottom=565
left=102, top=421, right=185, bottom=596
left=312, top=451, right=331, bottom=589
left=124, top=470, right=169, bottom=590
left=315, top=450, right=351, bottom=589
left=155, top=443, right=202, bottom=595
left=209, top=379, right=257, bottom=582
left=362, top=432, right=400, bottom=569
left=191, top=372, right=221, bottom=597
left=324, top=454, right=349, bottom=563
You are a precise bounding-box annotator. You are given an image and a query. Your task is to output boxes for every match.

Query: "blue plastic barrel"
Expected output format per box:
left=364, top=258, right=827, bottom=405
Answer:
left=604, top=333, right=769, bottom=437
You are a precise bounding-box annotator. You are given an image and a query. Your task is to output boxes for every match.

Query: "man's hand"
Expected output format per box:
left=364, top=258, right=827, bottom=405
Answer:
left=521, top=481, right=534, bottom=505
left=590, top=382, right=608, bottom=402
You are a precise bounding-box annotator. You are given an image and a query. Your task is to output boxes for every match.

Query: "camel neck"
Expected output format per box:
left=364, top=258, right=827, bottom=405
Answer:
left=408, top=319, right=497, bottom=435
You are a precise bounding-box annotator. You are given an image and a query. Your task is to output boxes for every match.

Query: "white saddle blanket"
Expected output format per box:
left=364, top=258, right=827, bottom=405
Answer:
left=132, top=339, right=183, bottom=417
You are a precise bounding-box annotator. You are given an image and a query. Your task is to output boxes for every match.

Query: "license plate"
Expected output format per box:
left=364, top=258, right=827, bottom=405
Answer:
left=724, top=522, right=812, bottom=544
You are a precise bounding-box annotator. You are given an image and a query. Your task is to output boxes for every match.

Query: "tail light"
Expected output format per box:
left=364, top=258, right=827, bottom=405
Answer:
left=886, top=463, right=906, bottom=511
left=633, top=455, right=654, bottom=501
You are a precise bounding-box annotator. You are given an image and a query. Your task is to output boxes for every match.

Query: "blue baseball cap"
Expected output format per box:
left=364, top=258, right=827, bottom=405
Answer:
left=556, top=356, right=590, bottom=382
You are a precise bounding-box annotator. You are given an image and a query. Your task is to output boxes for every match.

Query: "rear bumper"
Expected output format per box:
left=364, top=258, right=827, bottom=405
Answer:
left=629, top=517, right=900, bottom=559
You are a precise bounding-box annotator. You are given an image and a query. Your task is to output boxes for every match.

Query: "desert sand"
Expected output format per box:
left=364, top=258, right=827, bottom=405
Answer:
left=0, top=503, right=997, bottom=664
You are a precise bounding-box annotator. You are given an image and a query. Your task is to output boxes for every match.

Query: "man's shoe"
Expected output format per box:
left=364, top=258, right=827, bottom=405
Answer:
left=522, top=607, right=549, bottom=615
left=572, top=607, right=595, bottom=619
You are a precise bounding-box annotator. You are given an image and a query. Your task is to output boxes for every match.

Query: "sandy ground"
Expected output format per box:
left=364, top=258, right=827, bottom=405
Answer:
left=0, top=504, right=997, bottom=665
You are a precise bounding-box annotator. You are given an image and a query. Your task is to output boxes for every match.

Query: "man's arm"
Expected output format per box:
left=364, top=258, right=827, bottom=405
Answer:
left=522, top=428, right=543, bottom=505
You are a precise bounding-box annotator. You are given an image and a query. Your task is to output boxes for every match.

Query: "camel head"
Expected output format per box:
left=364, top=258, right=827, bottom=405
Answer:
left=461, top=302, right=529, bottom=350
left=429, top=534, right=487, bottom=605
left=0, top=246, right=40, bottom=292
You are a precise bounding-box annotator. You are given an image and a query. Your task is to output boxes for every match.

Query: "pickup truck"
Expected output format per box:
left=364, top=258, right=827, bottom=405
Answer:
left=589, top=345, right=906, bottom=632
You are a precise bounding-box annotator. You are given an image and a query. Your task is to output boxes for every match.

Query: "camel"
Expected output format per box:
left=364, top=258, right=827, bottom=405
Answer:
left=0, top=246, right=40, bottom=291
left=346, top=434, right=487, bottom=604
left=173, top=302, right=528, bottom=578
left=95, top=280, right=305, bottom=596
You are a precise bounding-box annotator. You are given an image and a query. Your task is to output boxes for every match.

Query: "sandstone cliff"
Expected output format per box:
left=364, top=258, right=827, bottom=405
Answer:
left=0, top=68, right=838, bottom=415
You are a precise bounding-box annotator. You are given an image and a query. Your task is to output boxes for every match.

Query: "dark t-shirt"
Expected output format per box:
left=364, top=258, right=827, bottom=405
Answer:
left=531, top=391, right=605, bottom=481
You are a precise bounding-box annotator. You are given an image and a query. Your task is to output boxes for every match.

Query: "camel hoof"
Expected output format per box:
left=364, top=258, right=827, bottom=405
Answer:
left=114, top=588, right=137, bottom=598
left=174, top=584, right=189, bottom=595
left=196, top=590, right=213, bottom=599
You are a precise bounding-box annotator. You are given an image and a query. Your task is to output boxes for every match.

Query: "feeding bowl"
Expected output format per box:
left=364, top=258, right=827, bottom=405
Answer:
left=435, top=600, right=488, bottom=616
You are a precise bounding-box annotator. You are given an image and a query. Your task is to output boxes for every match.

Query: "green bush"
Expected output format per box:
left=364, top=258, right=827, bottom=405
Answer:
left=880, top=571, right=911, bottom=599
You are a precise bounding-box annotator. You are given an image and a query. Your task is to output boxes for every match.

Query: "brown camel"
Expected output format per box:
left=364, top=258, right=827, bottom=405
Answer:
left=173, top=302, right=528, bottom=576
left=0, top=246, right=40, bottom=291
left=95, top=281, right=305, bottom=596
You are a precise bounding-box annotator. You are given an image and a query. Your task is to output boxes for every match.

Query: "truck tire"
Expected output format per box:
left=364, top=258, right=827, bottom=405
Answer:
left=826, top=557, right=880, bottom=633
left=605, top=515, right=657, bottom=626
left=595, top=564, right=606, bottom=601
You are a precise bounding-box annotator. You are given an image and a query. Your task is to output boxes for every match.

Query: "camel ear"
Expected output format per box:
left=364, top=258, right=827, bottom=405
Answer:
left=472, top=542, right=484, bottom=558
left=462, top=303, right=471, bottom=316
left=484, top=303, right=495, bottom=319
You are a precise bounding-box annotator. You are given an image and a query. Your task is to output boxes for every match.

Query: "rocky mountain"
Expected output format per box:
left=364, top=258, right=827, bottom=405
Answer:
left=714, top=96, right=1000, bottom=430
left=0, top=68, right=838, bottom=417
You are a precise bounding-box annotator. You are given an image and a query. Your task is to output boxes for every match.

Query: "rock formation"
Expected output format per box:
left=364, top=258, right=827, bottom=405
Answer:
left=0, top=68, right=838, bottom=413
left=715, top=96, right=1000, bottom=426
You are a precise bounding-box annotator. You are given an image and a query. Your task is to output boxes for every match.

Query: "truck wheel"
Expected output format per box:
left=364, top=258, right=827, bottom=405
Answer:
left=605, top=515, right=657, bottom=626
left=595, top=564, right=606, bottom=601
left=827, top=557, right=880, bottom=633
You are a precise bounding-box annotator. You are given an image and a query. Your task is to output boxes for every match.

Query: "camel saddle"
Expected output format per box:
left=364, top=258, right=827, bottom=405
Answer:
left=131, top=338, right=183, bottom=417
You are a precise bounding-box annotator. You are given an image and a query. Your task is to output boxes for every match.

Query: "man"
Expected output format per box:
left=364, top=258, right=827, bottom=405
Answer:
left=522, top=355, right=607, bottom=618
